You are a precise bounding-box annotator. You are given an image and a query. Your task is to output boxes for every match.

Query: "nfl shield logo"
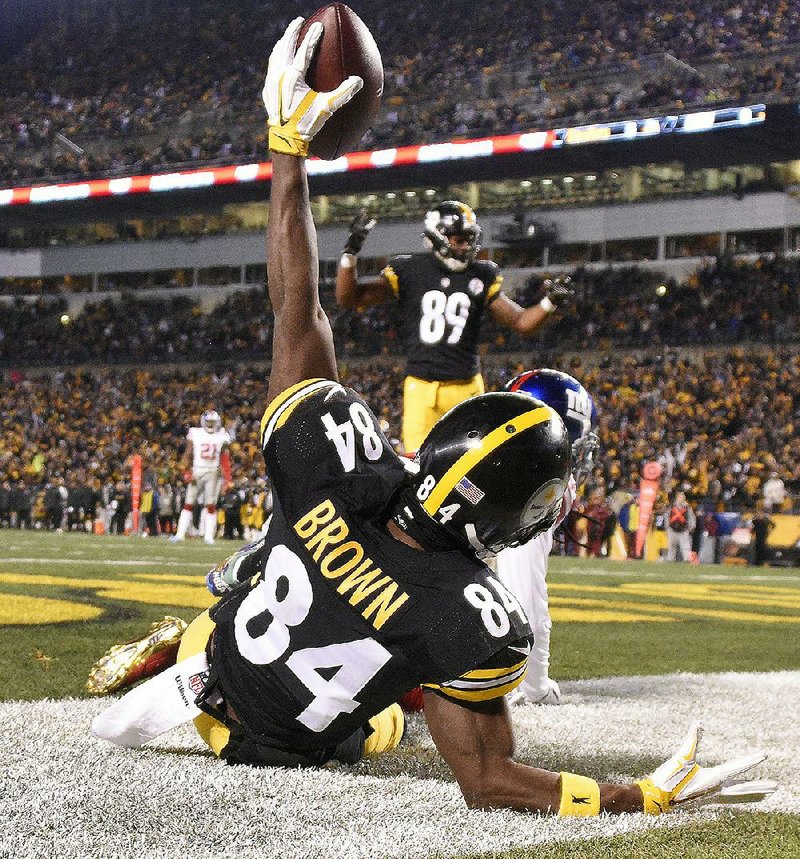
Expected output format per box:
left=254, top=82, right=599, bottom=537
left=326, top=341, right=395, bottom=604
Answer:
left=189, top=670, right=209, bottom=696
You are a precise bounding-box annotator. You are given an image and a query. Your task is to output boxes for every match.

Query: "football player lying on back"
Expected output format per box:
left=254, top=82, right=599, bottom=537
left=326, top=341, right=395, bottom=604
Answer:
left=90, top=18, right=776, bottom=817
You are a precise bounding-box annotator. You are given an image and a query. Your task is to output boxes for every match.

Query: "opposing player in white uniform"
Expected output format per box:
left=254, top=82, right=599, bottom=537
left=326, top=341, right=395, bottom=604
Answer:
left=171, top=410, right=231, bottom=544
left=496, top=370, right=598, bottom=705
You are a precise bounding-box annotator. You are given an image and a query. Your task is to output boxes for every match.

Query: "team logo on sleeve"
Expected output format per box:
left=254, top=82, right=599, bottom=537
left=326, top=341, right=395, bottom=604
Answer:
left=468, top=278, right=484, bottom=296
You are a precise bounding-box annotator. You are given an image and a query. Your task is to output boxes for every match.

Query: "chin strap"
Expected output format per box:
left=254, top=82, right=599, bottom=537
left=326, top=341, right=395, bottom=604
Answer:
left=391, top=485, right=465, bottom=554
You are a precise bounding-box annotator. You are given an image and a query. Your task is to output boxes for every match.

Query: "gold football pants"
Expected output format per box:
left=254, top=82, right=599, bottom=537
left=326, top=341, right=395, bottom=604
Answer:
left=402, top=373, right=484, bottom=453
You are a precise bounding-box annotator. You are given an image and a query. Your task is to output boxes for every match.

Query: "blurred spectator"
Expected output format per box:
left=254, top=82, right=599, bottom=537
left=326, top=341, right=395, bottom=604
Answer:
left=2, top=0, right=800, bottom=185
left=109, top=480, right=131, bottom=534
left=666, top=490, right=696, bottom=562
left=11, top=479, right=33, bottom=529
left=585, top=489, right=613, bottom=557
left=0, top=479, right=10, bottom=527
left=762, top=471, right=786, bottom=513
left=750, top=501, right=776, bottom=565
left=140, top=480, right=159, bottom=536
left=158, top=481, right=176, bottom=535
left=221, top=483, right=247, bottom=540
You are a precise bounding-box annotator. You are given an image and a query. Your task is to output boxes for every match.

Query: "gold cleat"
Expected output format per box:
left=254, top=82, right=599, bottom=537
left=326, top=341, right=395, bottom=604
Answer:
left=86, top=615, right=188, bottom=695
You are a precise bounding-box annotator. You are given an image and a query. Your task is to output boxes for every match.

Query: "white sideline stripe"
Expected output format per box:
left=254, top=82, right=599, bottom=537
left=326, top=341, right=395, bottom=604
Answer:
left=1, top=671, right=797, bottom=859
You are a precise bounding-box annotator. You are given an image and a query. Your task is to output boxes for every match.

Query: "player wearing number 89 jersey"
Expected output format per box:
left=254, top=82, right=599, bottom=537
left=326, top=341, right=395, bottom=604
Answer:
left=336, top=202, right=573, bottom=453
left=384, top=253, right=502, bottom=383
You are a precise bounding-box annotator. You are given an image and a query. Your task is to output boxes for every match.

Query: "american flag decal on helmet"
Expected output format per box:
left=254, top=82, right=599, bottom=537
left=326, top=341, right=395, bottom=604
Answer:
left=455, top=476, right=485, bottom=505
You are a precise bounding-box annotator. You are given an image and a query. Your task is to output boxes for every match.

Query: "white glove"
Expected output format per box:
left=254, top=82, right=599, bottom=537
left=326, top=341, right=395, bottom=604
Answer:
left=262, top=17, right=363, bottom=157
left=508, top=677, right=562, bottom=707
left=529, top=677, right=562, bottom=705
left=637, top=723, right=777, bottom=814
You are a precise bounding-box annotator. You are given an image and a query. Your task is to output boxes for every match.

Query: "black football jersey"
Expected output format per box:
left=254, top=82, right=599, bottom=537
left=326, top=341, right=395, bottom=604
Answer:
left=208, top=378, right=532, bottom=754
left=381, top=253, right=503, bottom=381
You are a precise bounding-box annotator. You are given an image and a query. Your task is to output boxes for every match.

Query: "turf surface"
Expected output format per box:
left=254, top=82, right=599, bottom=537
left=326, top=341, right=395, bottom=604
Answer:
left=1, top=530, right=798, bottom=858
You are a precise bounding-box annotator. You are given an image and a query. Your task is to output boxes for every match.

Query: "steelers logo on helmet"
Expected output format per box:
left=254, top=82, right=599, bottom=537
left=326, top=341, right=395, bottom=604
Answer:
left=411, top=392, right=571, bottom=558
left=423, top=200, right=482, bottom=272
left=522, top=477, right=567, bottom=524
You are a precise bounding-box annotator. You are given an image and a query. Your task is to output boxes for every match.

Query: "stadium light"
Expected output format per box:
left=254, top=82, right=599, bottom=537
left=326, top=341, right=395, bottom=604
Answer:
left=0, top=103, right=767, bottom=207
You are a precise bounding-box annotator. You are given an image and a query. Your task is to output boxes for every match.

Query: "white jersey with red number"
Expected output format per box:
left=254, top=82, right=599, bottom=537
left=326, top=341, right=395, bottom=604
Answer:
left=495, top=475, right=576, bottom=700
left=188, top=426, right=230, bottom=473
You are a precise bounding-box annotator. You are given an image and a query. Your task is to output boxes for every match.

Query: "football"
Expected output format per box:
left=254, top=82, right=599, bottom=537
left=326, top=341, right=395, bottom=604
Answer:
left=297, top=3, right=383, bottom=159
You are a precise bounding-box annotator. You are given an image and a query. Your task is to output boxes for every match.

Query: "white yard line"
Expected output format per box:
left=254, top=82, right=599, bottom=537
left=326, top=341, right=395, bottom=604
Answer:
left=1, top=671, right=796, bottom=859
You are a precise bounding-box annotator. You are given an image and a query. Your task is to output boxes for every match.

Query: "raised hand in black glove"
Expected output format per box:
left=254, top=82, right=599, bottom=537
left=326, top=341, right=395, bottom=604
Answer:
left=344, top=209, right=377, bottom=255
left=543, top=275, right=576, bottom=307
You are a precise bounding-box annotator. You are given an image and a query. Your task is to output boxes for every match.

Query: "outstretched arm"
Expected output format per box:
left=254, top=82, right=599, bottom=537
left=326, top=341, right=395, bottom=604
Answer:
left=334, top=209, right=393, bottom=309
left=489, top=292, right=552, bottom=336
left=261, top=19, right=363, bottom=407
left=489, top=276, right=575, bottom=336
left=267, top=153, right=337, bottom=403
left=423, top=690, right=775, bottom=816
left=423, top=690, right=639, bottom=814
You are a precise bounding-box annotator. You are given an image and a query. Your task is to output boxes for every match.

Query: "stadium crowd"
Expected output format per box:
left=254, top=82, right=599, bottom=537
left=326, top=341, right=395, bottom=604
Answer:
left=2, top=0, right=800, bottom=185
left=2, top=255, right=798, bottom=368
left=1, top=344, right=797, bottom=543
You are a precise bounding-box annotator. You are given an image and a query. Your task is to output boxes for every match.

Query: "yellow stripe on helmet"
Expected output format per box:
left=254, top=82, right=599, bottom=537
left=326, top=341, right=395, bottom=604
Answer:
left=422, top=406, right=554, bottom=516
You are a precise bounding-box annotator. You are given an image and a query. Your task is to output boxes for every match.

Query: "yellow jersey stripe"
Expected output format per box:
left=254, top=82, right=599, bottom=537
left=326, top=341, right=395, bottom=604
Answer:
left=486, top=275, right=503, bottom=303
left=275, top=386, right=324, bottom=432
left=423, top=674, right=524, bottom=702
left=436, top=662, right=527, bottom=693
left=457, top=656, right=528, bottom=681
left=422, top=406, right=554, bottom=516
left=260, top=378, right=337, bottom=449
left=382, top=265, right=400, bottom=296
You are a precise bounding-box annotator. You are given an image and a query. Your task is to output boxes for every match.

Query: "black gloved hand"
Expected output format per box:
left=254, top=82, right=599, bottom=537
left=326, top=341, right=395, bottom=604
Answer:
left=344, top=209, right=377, bottom=255
left=543, top=275, right=576, bottom=306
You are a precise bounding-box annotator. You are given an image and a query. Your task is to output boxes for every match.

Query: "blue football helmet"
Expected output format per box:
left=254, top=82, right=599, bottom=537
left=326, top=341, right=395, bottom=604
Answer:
left=505, top=369, right=599, bottom=483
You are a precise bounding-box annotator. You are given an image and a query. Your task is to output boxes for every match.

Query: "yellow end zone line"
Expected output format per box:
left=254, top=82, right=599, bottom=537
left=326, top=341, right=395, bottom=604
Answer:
left=0, top=572, right=208, bottom=591
left=550, top=607, right=673, bottom=623
left=0, top=558, right=210, bottom=567
left=549, top=582, right=800, bottom=609
left=548, top=595, right=800, bottom=623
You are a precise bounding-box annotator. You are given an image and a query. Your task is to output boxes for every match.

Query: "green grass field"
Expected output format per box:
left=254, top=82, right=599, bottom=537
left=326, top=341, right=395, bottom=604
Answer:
left=2, top=530, right=799, bottom=858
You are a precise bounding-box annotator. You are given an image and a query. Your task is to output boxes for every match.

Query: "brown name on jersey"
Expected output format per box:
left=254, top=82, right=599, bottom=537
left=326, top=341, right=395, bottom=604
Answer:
left=294, top=499, right=410, bottom=630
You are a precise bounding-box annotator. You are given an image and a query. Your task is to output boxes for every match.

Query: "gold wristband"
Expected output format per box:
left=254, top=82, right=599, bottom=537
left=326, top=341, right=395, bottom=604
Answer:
left=558, top=772, right=601, bottom=817
left=636, top=778, right=671, bottom=815
left=268, top=125, right=309, bottom=157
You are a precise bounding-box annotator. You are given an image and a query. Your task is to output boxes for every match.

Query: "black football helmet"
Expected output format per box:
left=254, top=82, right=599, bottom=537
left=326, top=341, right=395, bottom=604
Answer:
left=404, top=392, right=571, bottom=558
left=423, top=200, right=482, bottom=271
